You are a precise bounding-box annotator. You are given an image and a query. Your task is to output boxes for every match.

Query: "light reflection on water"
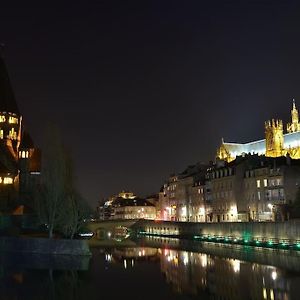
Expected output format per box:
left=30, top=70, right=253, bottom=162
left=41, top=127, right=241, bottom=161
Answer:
left=103, top=245, right=298, bottom=300
left=1, top=238, right=300, bottom=299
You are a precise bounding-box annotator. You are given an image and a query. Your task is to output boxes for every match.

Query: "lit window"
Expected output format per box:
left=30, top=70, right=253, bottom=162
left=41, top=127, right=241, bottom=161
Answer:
left=0, top=178, right=2, bottom=183
left=0, top=129, right=3, bottom=139
left=0, top=115, right=5, bottom=122
left=26, top=151, right=29, bottom=158
left=264, top=179, right=268, bottom=187
left=3, top=177, right=13, bottom=184
left=256, top=180, right=260, bottom=188
left=8, top=116, right=18, bottom=124
left=9, top=128, right=17, bottom=140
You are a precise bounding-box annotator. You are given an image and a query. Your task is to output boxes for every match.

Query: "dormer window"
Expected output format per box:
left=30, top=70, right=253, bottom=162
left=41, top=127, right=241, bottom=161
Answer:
left=8, top=116, right=18, bottom=124
left=8, top=128, right=17, bottom=140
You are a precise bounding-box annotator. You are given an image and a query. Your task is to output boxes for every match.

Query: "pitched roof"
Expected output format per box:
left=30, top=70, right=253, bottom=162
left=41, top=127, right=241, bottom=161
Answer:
left=20, top=131, right=34, bottom=149
left=0, top=160, right=10, bottom=174
left=0, top=55, right=19, bottom=114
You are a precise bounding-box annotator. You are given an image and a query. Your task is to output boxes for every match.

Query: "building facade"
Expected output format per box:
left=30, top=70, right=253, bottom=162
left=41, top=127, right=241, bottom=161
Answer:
left=0, top=55, right=40, bottom=213
left=98, top=191, right=156, bottom=220
left=158, top=164, right=210, bottom=222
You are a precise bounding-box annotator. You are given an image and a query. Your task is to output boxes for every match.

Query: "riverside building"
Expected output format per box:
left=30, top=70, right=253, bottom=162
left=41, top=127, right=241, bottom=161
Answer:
left=157, top=103, right=300, bottom=223
left=0, top=55, right=40, bottom=213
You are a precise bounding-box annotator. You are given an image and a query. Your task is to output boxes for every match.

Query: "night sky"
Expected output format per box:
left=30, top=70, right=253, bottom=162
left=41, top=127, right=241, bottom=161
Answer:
left=1, top=1, right=300, bottom=207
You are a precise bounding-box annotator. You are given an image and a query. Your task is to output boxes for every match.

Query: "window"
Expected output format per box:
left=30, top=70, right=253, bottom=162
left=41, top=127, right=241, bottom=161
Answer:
left=263, top=179, right=268, bottom=187
left=3, top=177, right=13, bottom=184
left=0, top=129, right=3, bottom=139
left=256, top=180, right=261, bottom=188
left=8, top=116, right=18, bottom=124
left=9, top=128, right=17, bottom=140
left=257, top=191, right=261, bottom=200
left=0, top=116, right=5, bottom=122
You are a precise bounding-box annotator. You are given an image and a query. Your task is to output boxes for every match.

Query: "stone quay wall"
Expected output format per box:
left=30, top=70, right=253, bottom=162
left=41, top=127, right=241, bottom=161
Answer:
left=0, top=237, right=91, bottom=256
left=133, top=220, right=300, bottom=243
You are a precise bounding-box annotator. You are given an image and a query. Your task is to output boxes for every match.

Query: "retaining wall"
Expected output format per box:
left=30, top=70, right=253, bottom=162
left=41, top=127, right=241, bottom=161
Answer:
left=0, top=237, right=91, bottom=256
left=133, top=220, right=300, bottom=243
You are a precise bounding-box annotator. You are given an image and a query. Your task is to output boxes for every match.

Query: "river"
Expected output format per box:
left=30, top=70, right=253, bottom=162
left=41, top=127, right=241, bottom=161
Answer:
left=1, top=236, right=300, bottom=299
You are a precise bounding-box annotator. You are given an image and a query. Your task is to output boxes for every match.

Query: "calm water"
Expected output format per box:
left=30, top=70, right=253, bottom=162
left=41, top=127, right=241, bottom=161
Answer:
left=1, top=237, right=300, bottom=300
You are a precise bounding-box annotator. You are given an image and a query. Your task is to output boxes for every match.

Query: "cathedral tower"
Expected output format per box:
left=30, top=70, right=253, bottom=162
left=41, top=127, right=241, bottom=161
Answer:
left=287, top=99, right=300, bottom=133
left=265, top=119, right=284, bottom=157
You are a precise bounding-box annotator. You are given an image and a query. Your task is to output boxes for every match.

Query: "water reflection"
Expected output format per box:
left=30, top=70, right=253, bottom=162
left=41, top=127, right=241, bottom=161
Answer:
left=101, top=244, right=300, bottom=300
left=1, top=241, right=300, bottom=299
left=158, top=249, right=293, bottom=299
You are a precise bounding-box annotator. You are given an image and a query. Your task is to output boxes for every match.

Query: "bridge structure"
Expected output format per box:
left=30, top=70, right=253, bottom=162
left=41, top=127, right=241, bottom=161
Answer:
left=86, top=219, right=141, bottom=239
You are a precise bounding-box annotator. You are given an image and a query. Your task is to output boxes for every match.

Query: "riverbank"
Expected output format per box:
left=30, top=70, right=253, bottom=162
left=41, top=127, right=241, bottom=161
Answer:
left=0, top=236, right=91, bottom=256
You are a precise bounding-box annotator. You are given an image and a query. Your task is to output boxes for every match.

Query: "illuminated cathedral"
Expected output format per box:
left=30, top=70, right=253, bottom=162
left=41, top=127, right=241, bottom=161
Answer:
left=217, top=100, right=300, bottom=162
left=0, top=55, right=40, bottom=212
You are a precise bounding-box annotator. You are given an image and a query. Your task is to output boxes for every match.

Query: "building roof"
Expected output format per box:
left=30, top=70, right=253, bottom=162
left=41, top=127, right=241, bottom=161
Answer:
left=29, top=148, right=41, bottom=172
left=0, top=55, right=19, bottom=114
left=223, top=130, right=300, bottom=158
left=20, top=131, right=34, bottom=149
left=0, top=160, right=10, bottom=174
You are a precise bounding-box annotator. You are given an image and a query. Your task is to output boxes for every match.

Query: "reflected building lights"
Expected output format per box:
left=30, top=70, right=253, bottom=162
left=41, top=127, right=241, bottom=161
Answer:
left=103, top=239, right=294, bottom=299
left=271, top=270, right=277, bottom=281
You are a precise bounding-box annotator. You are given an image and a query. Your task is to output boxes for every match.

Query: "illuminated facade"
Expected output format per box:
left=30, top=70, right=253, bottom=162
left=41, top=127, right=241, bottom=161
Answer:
left=217, top=100, right=300, bottom=162
left=98, top=191, right=156, bottom=220
left=0, top=55, right=40, bottom=212
left=158, top=164, right=209, bottom=222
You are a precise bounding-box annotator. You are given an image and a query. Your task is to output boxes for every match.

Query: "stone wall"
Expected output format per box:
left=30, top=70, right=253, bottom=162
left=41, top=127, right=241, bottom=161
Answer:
left=0, top=237, right=91, bottom=255
left=134, top=220, right=300, bottom=243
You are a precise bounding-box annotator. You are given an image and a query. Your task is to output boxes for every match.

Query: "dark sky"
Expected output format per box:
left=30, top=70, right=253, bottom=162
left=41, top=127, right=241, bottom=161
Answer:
left=1, top=0, right=300, bottom=206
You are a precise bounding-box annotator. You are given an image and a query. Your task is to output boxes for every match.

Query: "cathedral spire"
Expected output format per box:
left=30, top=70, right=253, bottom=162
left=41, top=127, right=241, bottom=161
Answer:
left=287, top=99, right=300, bottom=133
left=0, top=52, right=20, bottom=115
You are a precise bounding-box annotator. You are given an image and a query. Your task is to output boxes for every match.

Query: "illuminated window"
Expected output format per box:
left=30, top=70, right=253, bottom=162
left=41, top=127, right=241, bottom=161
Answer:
left=0, top=115, right=5, bottom=122
left=0, top=178, right=2, bottom=183
left=256, top=180, right=260, bottom=188
left=264, top=179, right=268, bottom=187
left=8, top=116, right=18, bottom=124
left=0, top=129, right=3, bottom=139
left=26, top=151, right=29, bottom=158
left=3, top=177, right=13, bottom=184
left=8, top=128, right=17, bottom=140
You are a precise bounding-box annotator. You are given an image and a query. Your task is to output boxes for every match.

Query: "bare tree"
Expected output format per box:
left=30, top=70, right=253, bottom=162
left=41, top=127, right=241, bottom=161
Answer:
left=35, top=124, right=91, bottom=239
left=35, top=125, right=67, bottom=238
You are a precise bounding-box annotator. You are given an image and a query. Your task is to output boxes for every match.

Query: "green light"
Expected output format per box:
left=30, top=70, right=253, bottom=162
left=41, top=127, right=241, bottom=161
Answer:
left=268, top=241, right=273, bottom=246
left=256, top=240, right=260, bottom=244
left=244, top=239, right=248, bottom=243
left=296, top=243, right=300, bottom=248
